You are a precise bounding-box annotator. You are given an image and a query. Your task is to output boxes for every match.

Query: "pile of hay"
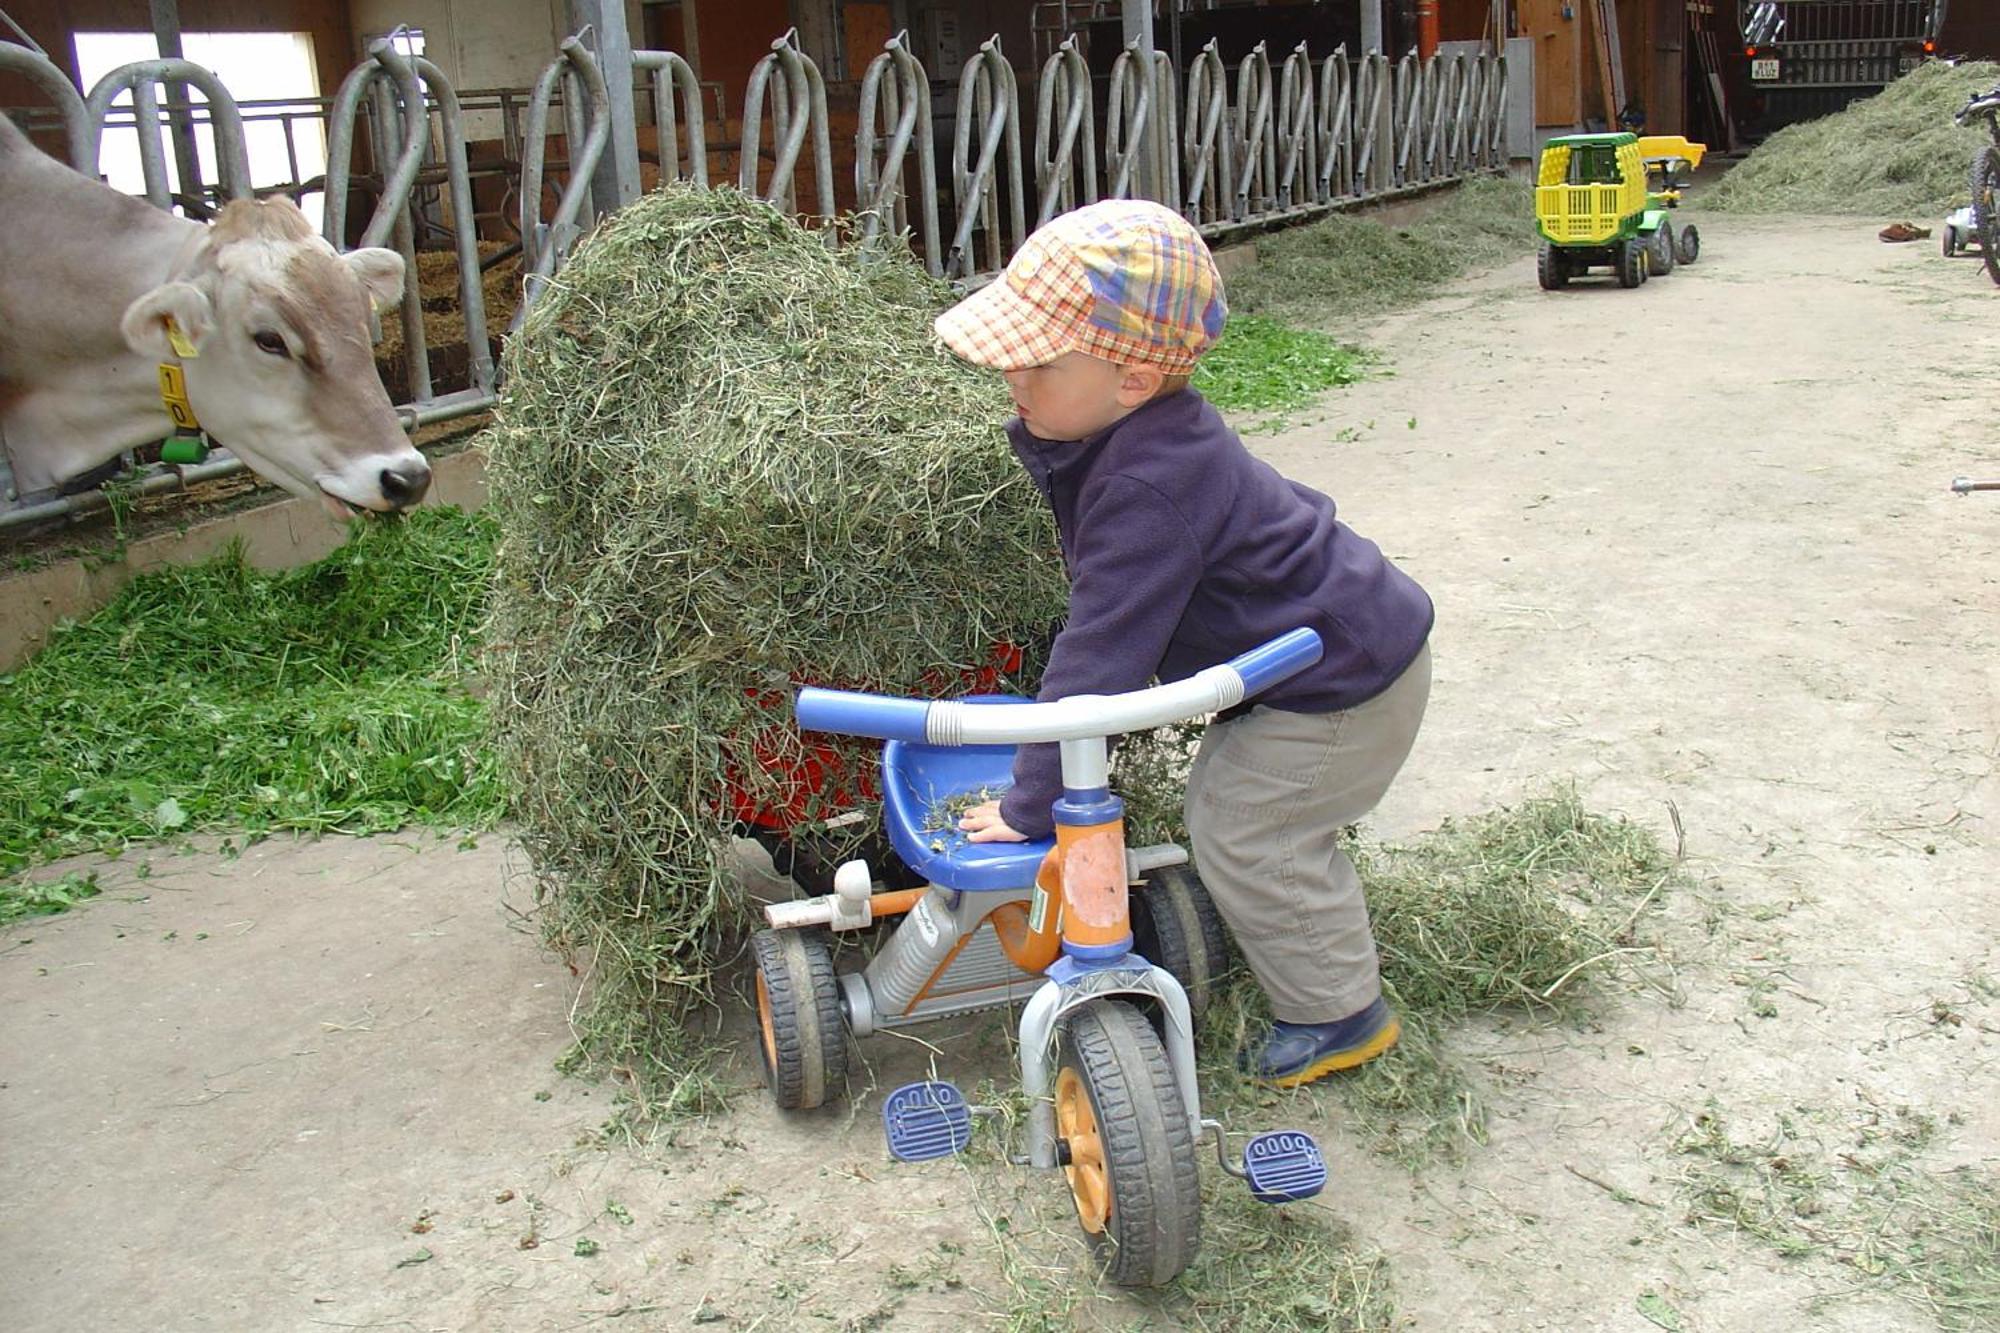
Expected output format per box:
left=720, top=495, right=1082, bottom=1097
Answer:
left=482, top=186, right=1078, bottom=1102
left=1223, top=174, right=1532, bottom=329
left=1705, top=61, right=2000, bottom=216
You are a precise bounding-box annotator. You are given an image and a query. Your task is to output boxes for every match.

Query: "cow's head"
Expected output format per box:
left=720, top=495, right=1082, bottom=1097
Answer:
left=118, top=199, right=431, bottom=518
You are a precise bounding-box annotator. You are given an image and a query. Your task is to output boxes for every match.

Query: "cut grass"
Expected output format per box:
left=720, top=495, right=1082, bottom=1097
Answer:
left=1674, top=1100, right=2000, bottom=1331
left=1223, top=174, right=1534, bottom=331
left=0, top=869, right=102, bottom=926
left=1704, top=61, right=2000, bottom=218
left=0, top=506, right=500, bottom=909
left=1193, top=316, right=1373, bottom=422
left=970, top=1160, right=1396, bottom=1332
left=1198, top=787, right=1684, bottom=1168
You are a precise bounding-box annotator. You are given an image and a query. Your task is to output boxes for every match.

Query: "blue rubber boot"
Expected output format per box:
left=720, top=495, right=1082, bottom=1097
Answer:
left=1240, top=996, right=1401, bottom=1088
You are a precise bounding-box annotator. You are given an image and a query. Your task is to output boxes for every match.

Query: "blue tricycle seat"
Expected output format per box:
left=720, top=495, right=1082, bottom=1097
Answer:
left=881, top=697, right=1054, bottom=893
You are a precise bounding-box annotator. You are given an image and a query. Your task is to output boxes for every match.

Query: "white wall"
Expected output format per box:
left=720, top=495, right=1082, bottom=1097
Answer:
left=346, top=0, right=641, bottom=136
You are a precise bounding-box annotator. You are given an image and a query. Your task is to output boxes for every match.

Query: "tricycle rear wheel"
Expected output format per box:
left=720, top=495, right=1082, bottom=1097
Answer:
left=1132, top=865, right=1231, bottom=1022
left=751, top=928, right=847, bottom=1110
left=1056, top=1000, right=1202, bottom=1287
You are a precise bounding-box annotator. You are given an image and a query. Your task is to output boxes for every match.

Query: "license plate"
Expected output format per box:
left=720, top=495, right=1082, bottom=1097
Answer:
left=1751, top=58, right=1781, bottom=81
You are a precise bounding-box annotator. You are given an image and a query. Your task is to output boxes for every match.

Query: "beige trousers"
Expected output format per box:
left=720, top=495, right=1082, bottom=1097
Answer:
left=1183, top=644, right=1431, bottom=1024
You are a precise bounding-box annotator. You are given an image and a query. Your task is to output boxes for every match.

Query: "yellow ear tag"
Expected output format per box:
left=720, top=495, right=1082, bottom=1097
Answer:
left=164, top=316, right=199, bottom=360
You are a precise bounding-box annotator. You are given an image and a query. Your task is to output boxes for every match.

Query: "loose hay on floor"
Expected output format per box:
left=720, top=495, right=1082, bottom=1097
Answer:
left=1705, top=61, right=2000, bottom=217
left=481, top=185, right=1078, bottom=1105
left=1222, top=174, right=1533, bottom=329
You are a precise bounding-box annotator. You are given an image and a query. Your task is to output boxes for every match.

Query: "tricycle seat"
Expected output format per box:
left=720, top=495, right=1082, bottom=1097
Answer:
left=881, top=697, right=1053, bottom=892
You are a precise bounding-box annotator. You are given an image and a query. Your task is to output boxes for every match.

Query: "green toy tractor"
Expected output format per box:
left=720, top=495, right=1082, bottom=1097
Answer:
left=1535, top=132, right=1702, bottom=290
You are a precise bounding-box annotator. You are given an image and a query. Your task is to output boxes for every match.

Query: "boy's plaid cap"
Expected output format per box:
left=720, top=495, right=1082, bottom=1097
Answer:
left=934, top=199, right=1227, bottom=376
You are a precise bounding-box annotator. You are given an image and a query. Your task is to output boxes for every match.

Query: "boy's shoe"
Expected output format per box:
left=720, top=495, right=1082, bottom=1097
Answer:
left=1239, top=997, right=1401, bottom=1088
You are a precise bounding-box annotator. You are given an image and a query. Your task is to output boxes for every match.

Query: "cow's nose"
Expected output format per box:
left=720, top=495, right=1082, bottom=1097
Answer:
left=379, top=460, right=432, bottom=509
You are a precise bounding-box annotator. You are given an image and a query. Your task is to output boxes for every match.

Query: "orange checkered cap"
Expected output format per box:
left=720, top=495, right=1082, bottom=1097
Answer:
left=934, top=199, right=1227, bottom=376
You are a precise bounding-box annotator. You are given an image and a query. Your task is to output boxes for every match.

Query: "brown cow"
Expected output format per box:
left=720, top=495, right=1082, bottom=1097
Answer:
left=0, top=115, right=430, bottom=517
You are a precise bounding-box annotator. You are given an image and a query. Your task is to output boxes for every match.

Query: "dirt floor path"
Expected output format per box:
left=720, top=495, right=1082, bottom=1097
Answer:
left=5, top=213, right=1998, bottom=1333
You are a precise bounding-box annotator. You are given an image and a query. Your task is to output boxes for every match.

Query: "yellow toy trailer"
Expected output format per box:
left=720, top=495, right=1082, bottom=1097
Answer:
left=1536, top=132, right=1704, bottom=289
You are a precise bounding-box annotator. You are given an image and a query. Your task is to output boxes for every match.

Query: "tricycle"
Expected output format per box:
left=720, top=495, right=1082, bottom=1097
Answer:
left=748, top=629, right=1333, bottom=1286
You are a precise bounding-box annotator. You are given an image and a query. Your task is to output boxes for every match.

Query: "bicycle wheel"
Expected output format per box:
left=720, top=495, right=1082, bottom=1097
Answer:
left=1973, top=146, right=2000, bottom=287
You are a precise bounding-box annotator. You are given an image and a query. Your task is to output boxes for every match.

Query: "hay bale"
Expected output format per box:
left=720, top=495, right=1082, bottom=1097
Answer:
left=482, top=186, right=1075, bottom=1101
left=1705, top=61, right=2000, bottom=216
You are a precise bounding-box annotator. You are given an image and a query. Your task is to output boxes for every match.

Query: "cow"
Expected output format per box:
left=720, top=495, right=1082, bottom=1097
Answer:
left=0, top=114, right=431, bottom=519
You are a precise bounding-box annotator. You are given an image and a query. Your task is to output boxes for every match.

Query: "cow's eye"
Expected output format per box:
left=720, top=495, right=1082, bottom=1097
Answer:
left=253, top=330, right=291, bottom=358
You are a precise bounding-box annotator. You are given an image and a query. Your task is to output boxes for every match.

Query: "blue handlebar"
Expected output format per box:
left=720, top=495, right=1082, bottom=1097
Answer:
left=1226, top=628, right=1324, bottom=698
left=794, top=629, right=1322, bottom=742
left=795, top=687, right=932, bottom=741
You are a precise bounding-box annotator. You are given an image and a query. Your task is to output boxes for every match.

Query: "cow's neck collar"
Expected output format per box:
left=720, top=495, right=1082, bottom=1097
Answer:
left=152, top=226, right=213, bottom=461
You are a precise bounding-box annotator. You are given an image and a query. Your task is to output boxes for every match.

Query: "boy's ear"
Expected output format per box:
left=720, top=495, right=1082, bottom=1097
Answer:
left=1118, top=364, right=1166, bottom=405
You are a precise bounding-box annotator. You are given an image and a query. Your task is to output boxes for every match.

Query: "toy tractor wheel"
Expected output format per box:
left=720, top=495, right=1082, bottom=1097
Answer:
left=1618, top=239, right=1647, bottom=288
left=1676, top=224, right=1701, bottom=265
left=1651, top=222, right=1677, bottom=276
left=751, top=928, right=847, bottom=1110
left=1132, top=864, right=1232, bottom=1022
left=1973, top=146, right=2000, bottom=286
left=1536, top=240, right=1569, bottom=290
left=1055, top=1000, right=1202, bottom=1287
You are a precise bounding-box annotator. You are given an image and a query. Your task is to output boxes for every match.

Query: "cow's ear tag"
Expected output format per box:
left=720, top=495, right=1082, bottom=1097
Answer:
left=164, top=316, right=199, bottom=360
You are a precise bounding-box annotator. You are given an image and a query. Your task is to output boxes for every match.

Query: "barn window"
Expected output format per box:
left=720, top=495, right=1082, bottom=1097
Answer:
left=73, top=31, right=327, bottom=228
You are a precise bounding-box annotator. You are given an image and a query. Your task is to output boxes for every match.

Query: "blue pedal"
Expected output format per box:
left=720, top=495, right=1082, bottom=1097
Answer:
left=882, top=1081, right=973, bottom=1162
left=1243, top=1129, right=1328, bottom=1204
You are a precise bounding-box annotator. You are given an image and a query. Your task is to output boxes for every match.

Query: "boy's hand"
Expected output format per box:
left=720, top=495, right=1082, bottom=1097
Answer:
left=960, top=800, right=1028, bottom=843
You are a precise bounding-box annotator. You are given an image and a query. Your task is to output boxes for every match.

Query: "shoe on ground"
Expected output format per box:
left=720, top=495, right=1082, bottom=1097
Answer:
left=1239, top=996, right=1401, bottom=1088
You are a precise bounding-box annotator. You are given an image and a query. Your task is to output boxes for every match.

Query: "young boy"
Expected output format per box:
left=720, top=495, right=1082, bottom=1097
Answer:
left=933, top=199, right=1433, bottom=1088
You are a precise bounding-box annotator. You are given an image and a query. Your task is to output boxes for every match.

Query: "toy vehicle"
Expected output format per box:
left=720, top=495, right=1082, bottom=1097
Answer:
left=1943, top=204, right=1980, bottom=258
left=730, top=640, right=1029, bottom=895
left=753, top=629, right=1333, bottom=1287
left=1535, top=132, right=1703, bottom=290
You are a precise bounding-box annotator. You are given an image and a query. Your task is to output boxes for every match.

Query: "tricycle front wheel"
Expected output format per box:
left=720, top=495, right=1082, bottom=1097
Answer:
left=1056, top=1000, right=1202, bottom=1286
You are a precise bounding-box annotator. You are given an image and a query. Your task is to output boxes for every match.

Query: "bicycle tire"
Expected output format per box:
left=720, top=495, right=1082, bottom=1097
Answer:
left=1973, top=145, right=2000, bottom=287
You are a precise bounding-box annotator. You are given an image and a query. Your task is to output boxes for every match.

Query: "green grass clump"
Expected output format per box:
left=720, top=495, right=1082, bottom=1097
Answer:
left=1223, top=174, right=1533, bottom=329
left=1704, top=61, right=2000, bottom=217
left=1194, top=316, right=1372, bottom=419
left=0, top=506, right=500, bottom=906
left=1198, top=789, right=1681, bottom=1166
left=0, top=870, right=102, bottom=926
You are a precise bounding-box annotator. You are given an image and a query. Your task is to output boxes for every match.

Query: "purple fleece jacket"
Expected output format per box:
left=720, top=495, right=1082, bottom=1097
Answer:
left=997, top=388, right=1434, bottom=840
